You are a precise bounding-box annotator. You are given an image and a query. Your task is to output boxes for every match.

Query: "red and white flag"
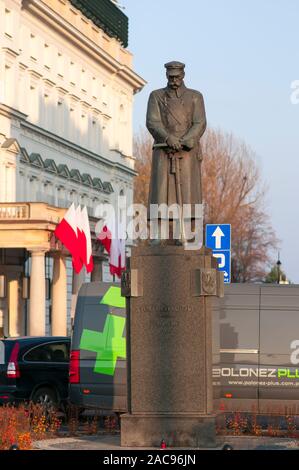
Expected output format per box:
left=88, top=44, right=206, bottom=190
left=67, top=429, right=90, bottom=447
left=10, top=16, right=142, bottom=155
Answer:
left=55, top=204, right=93, bottom=274
left=75, top=205, right=84, bottom=270
left=98, top=219, right=125, bottom=278
left=54, top=203, right=82, bottom=273
left=80, top=206, right=94, bottom=273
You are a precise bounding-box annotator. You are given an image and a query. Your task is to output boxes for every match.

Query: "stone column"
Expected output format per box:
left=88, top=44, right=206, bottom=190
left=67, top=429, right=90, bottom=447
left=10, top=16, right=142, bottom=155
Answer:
left=90, top=257, right=103, bottom=282
left=8, top=277, right=23, bottom=337
left=51, top=253, right=67, bottom=336
left=29, top=250, right=46, bottom=336
left=8, top=278, right=18, bottom=337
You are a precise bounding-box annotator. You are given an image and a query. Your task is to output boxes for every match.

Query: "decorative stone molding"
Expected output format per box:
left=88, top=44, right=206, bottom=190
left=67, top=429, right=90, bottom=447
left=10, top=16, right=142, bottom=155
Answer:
left=1, top=138, right=21, bottom=155
left=0, top=103, right=27, bottom=121
left=56, top=86, right=68, bottom=99
left=28, top=69, right=42, bottom=89
left=3, top=47, right=19, bottom=65
left=19, top=147, right=114, bottom=194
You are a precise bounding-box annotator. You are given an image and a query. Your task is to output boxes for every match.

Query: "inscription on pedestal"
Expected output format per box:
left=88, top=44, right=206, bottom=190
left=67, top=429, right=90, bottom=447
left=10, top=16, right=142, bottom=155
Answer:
left=155, top=318, right=180, bottom=330
left=137, top=304, right=192, bottom=313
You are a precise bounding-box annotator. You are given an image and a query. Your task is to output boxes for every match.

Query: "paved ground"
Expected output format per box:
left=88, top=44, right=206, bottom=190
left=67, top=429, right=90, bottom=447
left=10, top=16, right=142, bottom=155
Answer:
left=33, top=433, right=299, bottom=450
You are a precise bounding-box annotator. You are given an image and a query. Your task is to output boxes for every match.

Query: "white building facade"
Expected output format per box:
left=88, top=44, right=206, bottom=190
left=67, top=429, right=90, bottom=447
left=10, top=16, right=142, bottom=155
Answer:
left=0, top=0, right=145, bottom=337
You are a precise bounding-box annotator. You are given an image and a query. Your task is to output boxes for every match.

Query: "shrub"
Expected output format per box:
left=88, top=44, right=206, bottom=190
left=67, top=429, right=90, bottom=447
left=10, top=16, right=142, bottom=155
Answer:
left=0, top=404, right=32, bottom=450
left=104, top=415, right=117, bottom=433
left=0, top=403, right=62, bottom=450
left=216, top=410, right=299, bottom=438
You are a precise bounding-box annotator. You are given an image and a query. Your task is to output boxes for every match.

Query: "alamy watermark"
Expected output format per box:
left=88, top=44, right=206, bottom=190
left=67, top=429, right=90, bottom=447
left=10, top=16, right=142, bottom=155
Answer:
left=94, top=196, right=204, bottom=250
left=290, top=80, right=299, bottom=104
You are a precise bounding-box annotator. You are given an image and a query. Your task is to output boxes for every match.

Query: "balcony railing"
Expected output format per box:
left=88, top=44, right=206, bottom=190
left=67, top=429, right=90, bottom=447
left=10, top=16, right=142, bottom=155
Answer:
left=0, top=203, right=67, bottom=224
left=0, top=203, right=99, bottom=228
left=0, top=204, right=29, bottom=219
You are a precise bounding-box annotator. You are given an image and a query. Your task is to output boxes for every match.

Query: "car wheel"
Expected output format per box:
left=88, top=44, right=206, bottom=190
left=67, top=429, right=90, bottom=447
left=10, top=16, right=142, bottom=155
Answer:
left=31, top=387, right=58, bottom=410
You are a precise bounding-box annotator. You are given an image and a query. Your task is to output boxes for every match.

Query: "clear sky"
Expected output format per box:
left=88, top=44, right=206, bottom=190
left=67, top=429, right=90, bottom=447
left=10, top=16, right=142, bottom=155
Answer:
left=124, top=0, right=299, bottom=282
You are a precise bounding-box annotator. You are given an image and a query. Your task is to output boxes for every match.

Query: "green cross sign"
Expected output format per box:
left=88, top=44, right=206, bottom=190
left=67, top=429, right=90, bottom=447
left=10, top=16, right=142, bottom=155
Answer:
left=80, top=314, right=126, bottom=376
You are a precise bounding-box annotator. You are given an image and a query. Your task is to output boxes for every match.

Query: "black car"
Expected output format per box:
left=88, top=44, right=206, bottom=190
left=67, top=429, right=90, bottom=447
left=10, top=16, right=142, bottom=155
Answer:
left=0, top=336, right=70, bottom=408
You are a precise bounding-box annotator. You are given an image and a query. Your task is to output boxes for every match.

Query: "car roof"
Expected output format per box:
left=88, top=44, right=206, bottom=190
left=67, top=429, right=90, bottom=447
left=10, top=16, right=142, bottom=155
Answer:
left=0, top=336, right=70, bottom=342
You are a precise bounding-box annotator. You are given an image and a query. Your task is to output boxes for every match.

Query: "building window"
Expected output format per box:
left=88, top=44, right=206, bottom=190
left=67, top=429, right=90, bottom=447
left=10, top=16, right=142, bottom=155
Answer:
left=43, top=91, right=50, bottom=130
left=102, top=83, right=108, bottom=107
left=57, top=52, right=64, bottom=78
left=70, top=61, right=76, bottom=87
left=81, top=68, right=87, bottom=93
left=4, top=65, right=13, bottom=106
left=80, top=107, right=88, bottom=146
left=57, top=187, right=66, bottom=207
left=91, top=115, right=99, bottom=150
left=29, top=33, right=38, bottom=62
left=47, top=192, right=55, bottom=205
left=119, top=101, right=128, bottom=154
left=29, top=82, right=39, bottom=123
left=69, top=102, right=77, bottom=142
left=92, top=77, right=98, bottom=100
left=44, top=43, right=51, bottom=70
left=4, top=9, right=13, bottom=38
left=57, top=100, right=64, bottom=136
left=69, top=191, right=75, bottom=203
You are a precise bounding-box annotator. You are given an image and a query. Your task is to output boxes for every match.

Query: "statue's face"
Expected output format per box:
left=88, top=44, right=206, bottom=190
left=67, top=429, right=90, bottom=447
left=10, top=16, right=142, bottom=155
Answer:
left=167, top=72, right=184, bottom=90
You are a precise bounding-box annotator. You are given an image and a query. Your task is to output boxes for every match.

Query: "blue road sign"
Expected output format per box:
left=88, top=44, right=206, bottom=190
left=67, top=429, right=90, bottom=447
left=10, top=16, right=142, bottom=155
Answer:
left=212, top=250, right=231, bottom=284
left=206, top=224, right=231, bottom=250
left=206, top=224, right=231, bottom=283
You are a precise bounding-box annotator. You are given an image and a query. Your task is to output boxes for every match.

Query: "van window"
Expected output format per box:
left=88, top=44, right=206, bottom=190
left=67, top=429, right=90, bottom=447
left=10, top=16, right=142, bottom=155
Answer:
left=0, top=341, right=4, bottom=364
left=24, top=342, right=69, bottom=362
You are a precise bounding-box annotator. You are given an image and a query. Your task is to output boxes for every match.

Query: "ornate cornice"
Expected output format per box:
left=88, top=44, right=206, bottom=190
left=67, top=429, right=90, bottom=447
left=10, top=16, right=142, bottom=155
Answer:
left=0, top=104, right=28, bottom=122
left=23, top=0, right=146, bottom=93
left=19, top=147, right=115, bottom=195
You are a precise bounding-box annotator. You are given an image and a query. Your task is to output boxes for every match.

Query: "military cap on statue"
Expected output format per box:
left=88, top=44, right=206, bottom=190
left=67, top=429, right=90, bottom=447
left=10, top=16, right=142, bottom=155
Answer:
left=164, top=61, right=185, bottom=73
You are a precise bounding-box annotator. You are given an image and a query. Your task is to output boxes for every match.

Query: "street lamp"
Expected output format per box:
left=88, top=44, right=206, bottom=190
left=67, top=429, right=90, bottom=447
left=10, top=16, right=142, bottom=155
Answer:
left=276, top=254, right=282, bottom=285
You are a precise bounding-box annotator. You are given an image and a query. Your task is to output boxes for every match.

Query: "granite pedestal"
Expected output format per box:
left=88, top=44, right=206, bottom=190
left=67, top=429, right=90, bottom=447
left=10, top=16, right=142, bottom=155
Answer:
left=121, top=245, right=223, bottom=448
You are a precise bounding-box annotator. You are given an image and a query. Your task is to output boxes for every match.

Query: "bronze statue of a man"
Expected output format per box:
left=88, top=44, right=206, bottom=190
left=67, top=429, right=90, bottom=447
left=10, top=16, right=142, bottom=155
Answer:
left=146, top=62, right=206, bottom=230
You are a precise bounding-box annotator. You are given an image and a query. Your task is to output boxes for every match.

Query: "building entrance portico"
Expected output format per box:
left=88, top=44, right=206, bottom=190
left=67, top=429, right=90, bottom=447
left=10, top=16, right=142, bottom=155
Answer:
left=0, top=202, right=102, bottom=338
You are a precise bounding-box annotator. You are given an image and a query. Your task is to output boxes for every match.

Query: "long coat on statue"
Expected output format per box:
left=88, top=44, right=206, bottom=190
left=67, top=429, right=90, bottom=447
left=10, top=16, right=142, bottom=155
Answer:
left=146, top=83, right=206, bottom=219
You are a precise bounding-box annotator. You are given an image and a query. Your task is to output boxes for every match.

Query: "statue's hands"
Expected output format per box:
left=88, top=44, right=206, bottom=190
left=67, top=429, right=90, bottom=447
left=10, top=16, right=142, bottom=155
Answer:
left=166, top=135, right=182, bottom=151
left=180, top=138, right=194, bottom=150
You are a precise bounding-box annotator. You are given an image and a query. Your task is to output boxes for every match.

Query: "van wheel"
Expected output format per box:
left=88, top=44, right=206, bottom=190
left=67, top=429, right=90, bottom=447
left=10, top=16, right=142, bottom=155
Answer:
left=31, top=387, right=58, bottom=410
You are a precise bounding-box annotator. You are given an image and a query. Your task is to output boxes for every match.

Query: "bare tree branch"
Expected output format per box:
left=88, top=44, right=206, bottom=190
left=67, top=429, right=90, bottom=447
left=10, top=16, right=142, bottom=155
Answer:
left=133, top=127, right=278, bottom=282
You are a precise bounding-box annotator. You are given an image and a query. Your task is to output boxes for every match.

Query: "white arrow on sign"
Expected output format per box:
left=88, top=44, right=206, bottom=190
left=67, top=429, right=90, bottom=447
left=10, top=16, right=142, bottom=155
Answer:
left=212, top=226, right=225, bottom=249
